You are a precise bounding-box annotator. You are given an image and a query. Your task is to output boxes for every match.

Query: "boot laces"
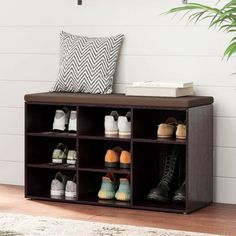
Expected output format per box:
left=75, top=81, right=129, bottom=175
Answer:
left=160, top=153, right=177, bottom=186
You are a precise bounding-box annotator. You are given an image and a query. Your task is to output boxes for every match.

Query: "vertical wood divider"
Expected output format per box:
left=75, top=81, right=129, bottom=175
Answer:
left=76, top=105, right=80, bottom=201
left=130, top=107, right=134, bottom=206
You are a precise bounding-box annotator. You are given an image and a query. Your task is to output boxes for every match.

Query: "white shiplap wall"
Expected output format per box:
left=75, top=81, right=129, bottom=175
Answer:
left=0, top=0, right=235, bottom=204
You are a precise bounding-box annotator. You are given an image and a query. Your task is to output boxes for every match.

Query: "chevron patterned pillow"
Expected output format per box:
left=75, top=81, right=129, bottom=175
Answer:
left=52, top=31, right=124, bottom=94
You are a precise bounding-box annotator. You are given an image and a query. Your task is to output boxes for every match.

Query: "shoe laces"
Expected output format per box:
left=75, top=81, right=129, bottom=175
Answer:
left=159, top=148, right=179, bottom=187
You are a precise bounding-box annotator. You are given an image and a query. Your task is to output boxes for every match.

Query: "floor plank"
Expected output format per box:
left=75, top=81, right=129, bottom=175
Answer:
left=0, top=184, right=236, bottom=235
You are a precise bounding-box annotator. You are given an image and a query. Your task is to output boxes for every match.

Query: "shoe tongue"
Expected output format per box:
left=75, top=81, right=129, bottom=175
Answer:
left=126, top=111, right=131, bottom=122
left=165, top=117, right=177, bottom=125
left=105, top=172, right=115, bottom=182
left=57, top=143, right=65, bottom=151
left=112, top=146, right=122, bottom=153
left=55, top=172, right=63, bottom=182
left=110, top=111, right=118, bottom=121
left=103, top=176, right=113, bottom=182
left=62, top=107, right=69, bottom=114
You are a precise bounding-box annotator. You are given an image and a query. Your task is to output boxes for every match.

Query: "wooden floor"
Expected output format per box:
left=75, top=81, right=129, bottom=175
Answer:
left=0, top=185, right=236, bottom=235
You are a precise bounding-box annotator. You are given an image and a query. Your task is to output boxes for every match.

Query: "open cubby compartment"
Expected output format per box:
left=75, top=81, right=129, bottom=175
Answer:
left=78, top=171, right=131, bottom=207
left=26, top=136, right=76, bottom=165
left=26, top=103, right=77, bottom=133
left=78, top=139, right=131, bottom=171
left=132, top=142, right=186, bottom=212
left=78, top=106, right=131, bottom=137
left=26, top=168, right=77, bottom=201
left=133, top=108, right=186, bottom=140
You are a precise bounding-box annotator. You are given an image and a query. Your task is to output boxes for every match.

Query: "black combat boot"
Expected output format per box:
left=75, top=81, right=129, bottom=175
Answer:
left=147, top=146, right=179, bottom=202
left=172, top=181, right=186, bottom=203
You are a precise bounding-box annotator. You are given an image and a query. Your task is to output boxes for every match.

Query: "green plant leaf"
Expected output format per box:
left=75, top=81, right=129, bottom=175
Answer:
left=166, top=0, right=236, bottom=60
left=224, top=41, right=236, bottom=59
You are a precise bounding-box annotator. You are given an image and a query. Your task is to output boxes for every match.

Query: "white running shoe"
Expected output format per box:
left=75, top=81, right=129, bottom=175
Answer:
left=68, top=110, right=77, bottom=132
left=67, top=150, right=77, bottom=165
left=50, top=172, right=69, bottom=199
left=53, top=109, right=69, bottom=131
left=104, top=111, right=119, bottom=137
left=118, top=111, right=131, bottom=137
left=65, top=175, right=77, bottom=200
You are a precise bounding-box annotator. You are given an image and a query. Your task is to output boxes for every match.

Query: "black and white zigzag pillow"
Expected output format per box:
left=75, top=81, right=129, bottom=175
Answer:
left=52, top=31, right=124, bottom=94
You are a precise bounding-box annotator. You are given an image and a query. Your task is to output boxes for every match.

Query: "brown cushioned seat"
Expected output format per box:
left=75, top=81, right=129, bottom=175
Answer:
left=24, top=92, right=214, bottom=108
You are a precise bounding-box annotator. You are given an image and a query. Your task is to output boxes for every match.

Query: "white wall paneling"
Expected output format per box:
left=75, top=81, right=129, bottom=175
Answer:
left=214, top=147, right=236, bottom=178
left=0, top=26, right=230, bottom=56
left=0, top=108, right=24, bottom=135
left=0, top=135, right=24, bottom=162
left=0, top=0, right=235, bottom=204
left=0, top=0, right=203, bottom=26
left=0, top=161, right=24, bottom=185
left=213, top=177, right=236, bottom=204
left=0, top=81, right=53, bottom=107
left=0, top=55, right=236, bottom=87
left=0, top=54, right=58, bottom=82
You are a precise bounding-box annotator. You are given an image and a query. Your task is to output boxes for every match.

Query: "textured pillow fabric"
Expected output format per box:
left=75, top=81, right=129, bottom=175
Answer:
left=52, top=31, right=124, bottom=94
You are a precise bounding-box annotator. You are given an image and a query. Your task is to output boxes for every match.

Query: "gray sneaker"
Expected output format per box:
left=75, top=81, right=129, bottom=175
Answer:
left=65, top=175, right=77, bottom=200
left=52, top=143, right=68, bottom=164
left=66, top=150, right=77, bottom=165
left=50, top=172, right=69, bottom=199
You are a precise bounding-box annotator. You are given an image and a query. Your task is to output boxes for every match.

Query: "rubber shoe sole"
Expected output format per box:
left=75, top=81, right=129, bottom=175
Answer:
left=105, top=162, right=119, bottom=168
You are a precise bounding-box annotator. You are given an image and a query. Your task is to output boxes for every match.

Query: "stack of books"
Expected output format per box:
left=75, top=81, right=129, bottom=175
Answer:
left=125, top=81, right=194, bottom=97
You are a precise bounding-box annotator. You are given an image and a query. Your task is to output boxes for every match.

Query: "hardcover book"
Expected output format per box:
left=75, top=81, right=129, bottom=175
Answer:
left=126, top=86, right=194, bottom=97
left=132, top=81, right=193, bottom=88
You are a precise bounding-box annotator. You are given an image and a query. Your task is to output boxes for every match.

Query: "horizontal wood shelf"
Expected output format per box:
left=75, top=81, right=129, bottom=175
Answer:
left=27, top=194, right=78, bottom=203
left=79, top=165, right=130, bottom=174
left=78, top=195, right=132, bottom=208
left=27, top=132, right=77, bottom=139
left=27, top=195, right=184, bottom=213
left=134, top=201, right=185, bottom=213
left=79, top=133, right=131, bottom=142
left=27, top=163, right=76, bottom=171
left=133, top=137, right=186, bottom=145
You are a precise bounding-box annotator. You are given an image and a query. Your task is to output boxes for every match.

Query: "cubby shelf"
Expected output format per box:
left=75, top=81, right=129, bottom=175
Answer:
left=79, top=166, right=130, bottom=174
left=28, top=195, right=78, bottom=203
left=25, top=92, right=214, bottom=214
left=133, top=201, right=185, bottom=213
left=27, top=163, right=76, bottom=171
left=133, top=138, right=186, bottom=145
left=78, top=195, right=132, bottom=208
left=27, top=132, right=77, bottom=139
left=79, top=133, right=131, bottom=142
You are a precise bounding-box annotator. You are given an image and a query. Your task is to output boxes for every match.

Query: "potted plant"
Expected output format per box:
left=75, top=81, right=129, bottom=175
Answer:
left=166, top=1, right=236, bottom=59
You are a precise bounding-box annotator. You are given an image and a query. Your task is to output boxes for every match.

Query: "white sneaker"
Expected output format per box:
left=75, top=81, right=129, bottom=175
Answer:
left=67, top=150, right=77, bottom=165
left=50, top=172, right=69, bottom=199
left=104, top=111, right=119, bottom=137
left=118, top=111, right=131, bottom=137
left=53, top=109, right=69, bottom=131
left=65, top=175, right=77, bottom=200
left=68, top=110, right=77, bottom=132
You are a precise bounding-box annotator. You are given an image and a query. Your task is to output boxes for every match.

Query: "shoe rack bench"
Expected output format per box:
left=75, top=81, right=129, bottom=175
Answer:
left=25, top=92, right=214, bottom=214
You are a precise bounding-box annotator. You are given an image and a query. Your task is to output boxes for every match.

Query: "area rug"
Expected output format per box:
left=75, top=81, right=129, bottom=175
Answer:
left=0, top=213, right=222, bottom=236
